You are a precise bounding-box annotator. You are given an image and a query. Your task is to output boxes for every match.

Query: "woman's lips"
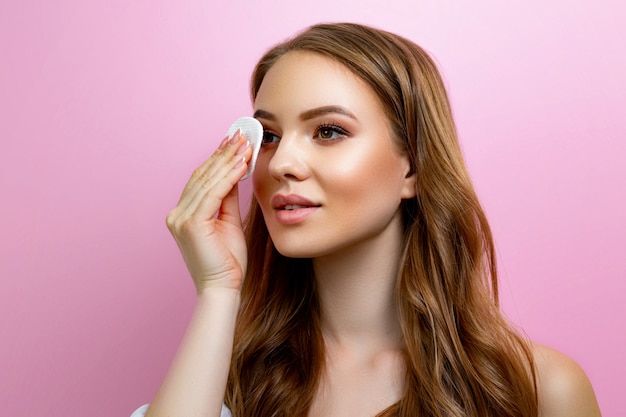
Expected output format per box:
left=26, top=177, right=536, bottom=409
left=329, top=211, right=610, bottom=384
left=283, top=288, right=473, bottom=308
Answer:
left=271, top=194, right=321, bottom=225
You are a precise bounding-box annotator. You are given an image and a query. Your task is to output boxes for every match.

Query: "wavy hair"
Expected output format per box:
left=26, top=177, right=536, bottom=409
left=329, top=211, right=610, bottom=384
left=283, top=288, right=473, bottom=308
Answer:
left=226, top=22, right=537, bottom=417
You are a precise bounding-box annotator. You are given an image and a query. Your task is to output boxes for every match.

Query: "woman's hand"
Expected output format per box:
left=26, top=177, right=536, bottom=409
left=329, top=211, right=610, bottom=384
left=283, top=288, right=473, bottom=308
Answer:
left=166, top=130, right=252, bottom=293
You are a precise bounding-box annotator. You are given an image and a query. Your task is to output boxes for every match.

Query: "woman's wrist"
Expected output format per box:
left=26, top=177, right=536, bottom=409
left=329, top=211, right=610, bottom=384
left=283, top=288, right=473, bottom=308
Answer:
left=194, top=287, right=241, bottom=320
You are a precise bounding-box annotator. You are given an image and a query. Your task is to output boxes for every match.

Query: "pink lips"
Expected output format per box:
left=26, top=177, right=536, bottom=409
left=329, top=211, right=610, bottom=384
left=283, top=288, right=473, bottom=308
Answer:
left=271, top=194, right=321, bottom=225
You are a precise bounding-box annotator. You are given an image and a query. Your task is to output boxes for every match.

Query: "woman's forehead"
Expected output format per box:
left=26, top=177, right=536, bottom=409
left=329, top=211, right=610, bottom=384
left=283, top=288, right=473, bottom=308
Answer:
left=253, top=51, right=383, bottom=119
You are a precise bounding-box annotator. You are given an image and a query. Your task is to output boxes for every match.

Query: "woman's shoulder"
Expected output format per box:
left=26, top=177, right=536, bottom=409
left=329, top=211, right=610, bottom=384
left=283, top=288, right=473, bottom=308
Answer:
left=531, top=342, right=601, bottom=417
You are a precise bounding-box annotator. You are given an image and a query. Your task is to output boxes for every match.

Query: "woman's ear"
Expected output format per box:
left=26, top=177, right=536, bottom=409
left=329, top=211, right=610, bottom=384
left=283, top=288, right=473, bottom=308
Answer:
left=400, top=157, right=417, bottom=200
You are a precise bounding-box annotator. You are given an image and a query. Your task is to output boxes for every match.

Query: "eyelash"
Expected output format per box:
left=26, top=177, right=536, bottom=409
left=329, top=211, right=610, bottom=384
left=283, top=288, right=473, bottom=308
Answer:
left=314, top=123, right=349, bottom=143
left=261, top=130, right=280, bottom=146
left=261, top=123, right=350, bottom=146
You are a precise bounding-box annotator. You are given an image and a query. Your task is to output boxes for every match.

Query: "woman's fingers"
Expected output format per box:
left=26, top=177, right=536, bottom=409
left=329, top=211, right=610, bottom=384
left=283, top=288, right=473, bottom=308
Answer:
left=185, top=137, right=250, bottom=221
left=191, top=134, right=244, bottom=195
left=216, top=179, right=242, bottom=225
left=172, top=131, right=251, bottom=226
left=178, top=131, right=241, bottom=207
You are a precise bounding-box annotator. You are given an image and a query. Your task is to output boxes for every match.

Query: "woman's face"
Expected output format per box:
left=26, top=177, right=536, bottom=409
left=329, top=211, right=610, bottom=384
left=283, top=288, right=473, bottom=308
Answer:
left=252, top=51, right=416, bottom=259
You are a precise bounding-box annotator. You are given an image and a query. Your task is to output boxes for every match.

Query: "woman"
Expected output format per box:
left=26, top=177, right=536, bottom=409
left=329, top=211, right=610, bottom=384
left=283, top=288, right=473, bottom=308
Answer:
left=135, top=23, right=600, bottom=417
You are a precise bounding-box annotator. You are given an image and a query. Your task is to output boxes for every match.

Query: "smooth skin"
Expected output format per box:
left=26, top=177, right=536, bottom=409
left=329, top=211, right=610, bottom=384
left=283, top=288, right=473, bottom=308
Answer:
left=144, top=52, right=601, bottom=417
left=534, top=343, right=602, bottom=416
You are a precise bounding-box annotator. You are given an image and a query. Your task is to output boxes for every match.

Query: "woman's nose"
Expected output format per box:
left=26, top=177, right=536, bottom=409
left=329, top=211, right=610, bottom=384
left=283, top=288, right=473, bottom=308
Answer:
left=267, top=134, right=310, bottom=181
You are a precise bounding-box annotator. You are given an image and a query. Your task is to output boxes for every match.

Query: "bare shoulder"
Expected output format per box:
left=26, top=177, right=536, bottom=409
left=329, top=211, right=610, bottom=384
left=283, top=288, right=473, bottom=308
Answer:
left=531, top=342, right=602, bottom=417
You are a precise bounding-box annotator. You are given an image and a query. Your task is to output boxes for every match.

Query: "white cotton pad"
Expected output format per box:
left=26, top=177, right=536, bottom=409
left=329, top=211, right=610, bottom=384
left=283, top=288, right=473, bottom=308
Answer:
left=226, top=116, right=263, bottom=180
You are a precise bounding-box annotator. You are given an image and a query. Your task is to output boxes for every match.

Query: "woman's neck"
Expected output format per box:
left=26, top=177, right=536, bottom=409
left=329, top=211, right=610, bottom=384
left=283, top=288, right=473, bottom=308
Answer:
left=312, top=212, right=405, bottom=355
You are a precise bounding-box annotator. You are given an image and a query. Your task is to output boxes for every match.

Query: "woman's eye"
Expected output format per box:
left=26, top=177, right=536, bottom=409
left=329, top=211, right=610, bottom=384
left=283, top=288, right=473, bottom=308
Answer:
left=261, top=131, right=280, bottom=146
left=315, top=125, right=347, bottom=141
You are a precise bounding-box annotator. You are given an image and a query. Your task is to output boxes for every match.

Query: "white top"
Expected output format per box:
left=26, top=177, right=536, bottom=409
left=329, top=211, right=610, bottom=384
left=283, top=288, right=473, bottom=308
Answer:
left=130, top=403, right=232, bottom=417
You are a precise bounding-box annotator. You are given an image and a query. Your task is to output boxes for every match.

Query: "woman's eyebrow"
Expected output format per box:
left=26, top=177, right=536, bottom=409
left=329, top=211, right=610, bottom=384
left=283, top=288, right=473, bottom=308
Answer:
left=299, top=106, right=357, bottom=121
left=253, top=109, right=275, bottom=121
left=253, top=106, right=357, bottom=122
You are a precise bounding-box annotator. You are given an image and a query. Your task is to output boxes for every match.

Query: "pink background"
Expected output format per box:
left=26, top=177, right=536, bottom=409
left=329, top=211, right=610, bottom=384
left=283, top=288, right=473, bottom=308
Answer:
left=1, top=1, right=624, bottom=416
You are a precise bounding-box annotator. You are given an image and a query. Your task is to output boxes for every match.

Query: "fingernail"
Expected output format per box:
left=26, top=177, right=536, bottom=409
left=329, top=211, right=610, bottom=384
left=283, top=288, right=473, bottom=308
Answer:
left=218, top=135, right=229, bottom=150
left=236, top=140, right=250, bottom=155
left=234, top=156, right=246, bottom=169
left=229, top=129, right=241, bottom=144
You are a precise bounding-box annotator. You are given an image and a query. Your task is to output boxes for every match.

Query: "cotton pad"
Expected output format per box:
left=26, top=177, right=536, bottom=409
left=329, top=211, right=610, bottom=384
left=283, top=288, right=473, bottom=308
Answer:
left=226, top=116, right=263, bottom=180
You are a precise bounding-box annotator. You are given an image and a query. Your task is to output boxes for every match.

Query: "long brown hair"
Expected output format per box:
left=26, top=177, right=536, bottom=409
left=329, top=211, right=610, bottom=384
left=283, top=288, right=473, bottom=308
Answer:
left=226, top=22, right=537, bottom=417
